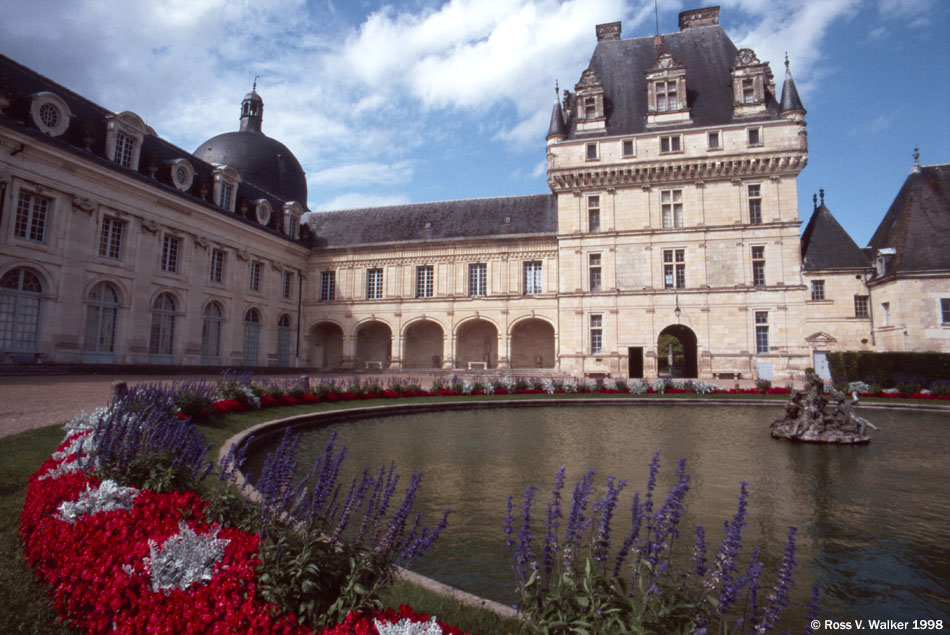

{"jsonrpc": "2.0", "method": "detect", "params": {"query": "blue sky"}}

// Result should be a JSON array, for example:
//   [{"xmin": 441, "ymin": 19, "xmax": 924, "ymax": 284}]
[{"xmin": 2, "ymin": 0, "xmax": 947, "ymax": 246}]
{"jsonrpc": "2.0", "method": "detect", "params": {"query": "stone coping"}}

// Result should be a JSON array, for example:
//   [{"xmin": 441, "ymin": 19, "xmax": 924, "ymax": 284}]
[{"xmin": 215, "ymin": 396, "xmax": 947, "ymax": 620}]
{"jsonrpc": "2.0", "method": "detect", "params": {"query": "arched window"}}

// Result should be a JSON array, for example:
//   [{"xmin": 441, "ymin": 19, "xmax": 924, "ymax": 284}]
[
  {"xmin": 243, "ymin": 308, "xmax": 261, "ymax": 366},
  {"xmin": 83, "ymin": 282, "xmax": 120, "ymax": 362},
  {"xmin": 277, "ymin": 313, "xmax": 293, "ymax": 367},
  {"xmin": 0, "ymin": 268, "xmax": 44, "ymax": 353},
  {"xmin": 201, "ymin": 301, "xmax": 224, "ymax": 364},
  {"xmin": 149, "ymin": 293, "xmax": 176, "ymax": 361}
]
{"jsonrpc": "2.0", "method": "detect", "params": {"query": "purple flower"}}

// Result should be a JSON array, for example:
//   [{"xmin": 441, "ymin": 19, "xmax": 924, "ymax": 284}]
[
  {"xmin": 709, "ymin": 481, "xmax": 749, "ymax": 614},
  {"xmin": 759, "ymin": 526, "xmax": 798, "ymax": 632}
]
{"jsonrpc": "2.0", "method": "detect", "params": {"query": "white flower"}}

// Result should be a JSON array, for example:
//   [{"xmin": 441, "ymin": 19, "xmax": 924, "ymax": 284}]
[
  {"xmin": 374, "ymin": 617, "xmax": 446, "ymax": 635},
  {"xmin": 629, "ymin": 381, "xmax": 648, "ymax": 395},
  {"xmin": 461, "ymin": 380, "xmax": 474, "ymax": 395},
  {"xmin": 144, "ymin": 521, "xmax": 230, "ymax": 592},
  {"xmin": 541, "ymin": 378, "xmax": 556, "ymax": 394},
  {"xmin": 56, "ymin": 480, "xmax": 139, "ymax": 523},
  {"xmin": 651, "ymin": 378, "xmax": 668, "ymax": 394},
  {"xmin": 847, "ymin": 381, "xmax": 870, "ymax": 393}
]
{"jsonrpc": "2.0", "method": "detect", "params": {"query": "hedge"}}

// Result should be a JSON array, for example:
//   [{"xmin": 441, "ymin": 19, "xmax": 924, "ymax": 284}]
[{"xmin": 827, "ymin": 351, "xmax": 950, "ymax": 387}]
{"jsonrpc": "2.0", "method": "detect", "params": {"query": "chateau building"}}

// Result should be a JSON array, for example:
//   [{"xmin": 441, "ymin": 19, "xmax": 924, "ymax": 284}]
[{"xmin": 1, "ymin": 6, "xmax": 947, "ymax": 382}]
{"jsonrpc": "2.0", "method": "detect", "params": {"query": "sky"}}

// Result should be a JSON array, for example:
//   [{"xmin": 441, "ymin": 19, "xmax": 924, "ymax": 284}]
[{"xmin": 1, "ymin": 0, "xmax": 948, "ymax": 247}]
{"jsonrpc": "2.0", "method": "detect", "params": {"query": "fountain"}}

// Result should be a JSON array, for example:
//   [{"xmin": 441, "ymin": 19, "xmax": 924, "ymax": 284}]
[{"xmin": 770, "ymin": 370, "xmax": 877, "ymax": 444}]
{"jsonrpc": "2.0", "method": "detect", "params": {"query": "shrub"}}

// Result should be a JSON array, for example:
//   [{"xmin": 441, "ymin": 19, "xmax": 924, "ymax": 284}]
[{"xmin": 756, "ymin": 379, "xmax": 772, "ymax": 392}]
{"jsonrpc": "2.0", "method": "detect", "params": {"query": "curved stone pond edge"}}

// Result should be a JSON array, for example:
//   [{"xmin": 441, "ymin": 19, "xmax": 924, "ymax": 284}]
[{"xmin": 217, "ymin": 397, "xmax": 949, "ymax": 621}]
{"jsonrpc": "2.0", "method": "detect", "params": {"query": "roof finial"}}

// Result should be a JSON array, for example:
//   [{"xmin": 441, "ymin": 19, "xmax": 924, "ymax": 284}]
[
  {"xmin": 785, "ymin": 52, "xmax": 790, "ymax": 72},
  {"xmin": 253, "ymin": 74, "xmax": 259, "ymax": 92},
  {"xmin": 813, "ymin": 193, "xmax": 818, "ymax": 210},
  {"xmin": 555, "ymin": 80, "xmax": 559, "ymax": 100},
  {"xmin": 912, "ymin": 146, "xmax": 921, "ymax": 173},
  {"xmin": 819, "ymin": 188, "xmax": 825, "ymax": 205}
]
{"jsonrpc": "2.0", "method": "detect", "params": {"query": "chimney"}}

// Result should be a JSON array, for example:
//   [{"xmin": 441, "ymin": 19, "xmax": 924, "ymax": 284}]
[
  {"xmin": 679, "ymin": 6, "xmax": 720, "ymax": 30},
  {"xmin": 596, "ymin": 21, "xmax": 622, "ymax": 42}
]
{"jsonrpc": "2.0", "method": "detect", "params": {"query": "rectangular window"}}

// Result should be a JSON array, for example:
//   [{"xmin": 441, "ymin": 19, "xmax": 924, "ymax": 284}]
[
  {"xmin": 854, "ymin": 295, "xmax": 869, "ymax": 318},
  {"xmin": 14, "ymin": 191, "xmax": 50, "ymax": 242},
  {"xmin": 416, "ymin": 265, "xmax": 434, "ymax": 298},
  {"xmin": 320, "ymin": 271, "xmax": 336, "ymax": 301},
  {"xmin": 660, "ymin": 135, "xmax": 681, "ymax": 153},
  {"xmin": 210, "ymin": 249, "xmax": 225, "ymax": 284},
  {"xmin": 98, "ymin": 216, "xmax": 124, "ymax": 259},
  {"xmin": 882, "ymin": 302, "xmax": 891, "ymax": 326},
  {"xmin": 586, "ymin": 143, "xmax": 598, "ymax": 160},
  {"xmin": 588, "ymin": 195, "xmax": 601, "ymax": 232},
  {"xmin": 589, "ymin": 253, "xmax": 602, "ymax": 292},
  {"xmin": 114, "ymin": 131, "xmax": 135, "ymax": 168},
  {"xmin": 249, "ymin": 261, "xmax": 263, "ymax": 292},
  {"xmin": 468, "ymin": 263, "xmax": 487, "ymax": 297},
  {"xmin": 584, "ymin": 97, "xmax": 596, "ymax": 118},
  {"xmin": 748, "ymin": 184, "xmax": 762, "ymax": 224},
  {"xmin": 161, "ymin": 235, "xmax": 180, "ymax": 273},
  {"xmin": 366, "ymin": 268, "xmax": 383, "ymax": 299},
  {"xmin": 590, "ymin": 314, "xmax": 603, "ymax": 354},
  {"xmin": 523, "ymin": 261, "xmax": 543, "ymax": 295},
  {"xmin": 755, "ymin": 311, "xmax": 769, "ymax": 354},
  {"xmin": 751, "ymin": 246, "xmax": 766, "ymax": 286},
  {"xmin": 283, "ymin": 271, "xmax": 294, "ymax": 300},
  {"xmin": 656, "ymin": 80, "xmax": 677, "ymax": 112},
  {"xmin": 748, "ymin": 127, "xmax": 761, "ymax": 146},
  {"xmin": 941, "ymin": 298, "xmax": 950, "ymax": 324},
  {"xmin": 219, "ymin": 182, "xmax": 234, "ymax": 210},
  {"xmin": 742, "ymin": 78, "xmax": 755, "ymax": 104},
  {"xmin": 661, "ymin": 189, "xmax": 683, "ymax": 228},
  {"xmin": 622, "ymin": 139, "xmax": 635, "ymax": 157},
  {"xmin": 287, "ymin": 216, "xmax": 298, "ymax": 238},
  {"xmin": 708, "ymin": 131, "xmax": 720, "ymax": 150},
  {"xmin": 811, "ymin": 280, "xmax": 825, "ymax": 301},
  {"xmin": 663, "ymin": 249, "xmax": 686, "ymax": 289}
]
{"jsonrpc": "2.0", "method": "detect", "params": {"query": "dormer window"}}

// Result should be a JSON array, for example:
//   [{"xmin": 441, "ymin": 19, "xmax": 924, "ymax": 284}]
[
  {"xmin": 166, "ymin": 158, "xmax": 194, "ymax": 192},
  {"xmin": 282, "ymin": 202, "xmax": 303, "ymax": 238},
  {"xmin": 573, "ymin": 68, "xmax": 606, "ymax": 134},
  {"xmin": 742, "ymin": 78, "xmax": 755, "ymax": 104},
  {"xmin": 254, "ymin": 199, "xmax": 272, "ymax": 226},
  {"xmin": 646, "ymin": 52, "xmax": 690, "ymax": 126},
  {"xmin": 105, "ymin": 111, "xmax": 147, "ymax": 170},
  {"xmin": 212, "ymin": 165, "xmax": 241, "ymax": 212},
  {"xmin": 29, "ymin": 92, "xmax": 73, "ymax": 137},
  {"xmin": 656, "ymin": 80, "xmax": 678, "ymax": 112},
  {"xmin": 731, "ymin": 49, "xmax": 772, "ymax": 117}
]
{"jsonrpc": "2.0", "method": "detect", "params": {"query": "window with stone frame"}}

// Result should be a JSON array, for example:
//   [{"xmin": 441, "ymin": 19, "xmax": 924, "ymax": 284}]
[
  {"xmin": 0, "ymin": 268, "xmax": 44, "ymax": 352},
  {"xmin": 811, "ymin": 280, "xmax": 825, "ymax": 301},
  {"xmin": 755, "ymin": 311, "xmax": 769, "ymax": 354},
  {"xmin": 14, "ymin": 190, "xmax": 51, "ymax": 243},
  {"xmin": 742, "ymin": 78, "xmax": 756, "ymax": 104},
  {"xmin": 663, "ymin": 249, "xmax": 686, "ymax": 289},
  {"xmin": 661, "ymin": 189, "xmax": 683, "ymax": 228},
  {"xmin": 751, "ymin": 246, "xmax": 766, "ymax": 286},
  {"xmin": 882, "ymin": 302, "xmax": 891, "ymax": 326},
  {"xmin": 243, "ymin": 308, "xmax": 260, "ymax": 366},
  {"xmin": 660, "ymin": 135, "xmax": 682, "ymax": 153},
  {"xmin": 320, "ymin": 271, "xmax": 336, "ymax": 301},
  {"xmin": 249, "ymin": 261, "xmax": 263, "ymax": 292},
  {"xmin": 748, "ymin": 184, "xmax": 762, "ymax": 224},
  {"xmin": 588, "ymin": 195, "xmax": 601, "ymax": 232},
  {"xmin": 622, "ymin": 139, "xmax": 635, "ymax": 157},
  {"xmin": 468, "ymin": 263, "xmax": 487, "ymax": 297},
  {"xmin": 210, "ymin": 249, "xmax": 225, "ymax": 284},
  {"xmin": 218, "ymin": 181, "xmax": 234, "ymax": 211},
  {"xmin": 160, "ymin": 235, "xmax": 180, "ymax": 273},
  {"xmin": 590, "ymin": 314, "xmax": 603, "ymax": 354},
  {"xmin": 748, "ymin": 127, "xmax": 762, "ymax": 146},
  {"xmin": 854, "ymin": 295, "xmax": 869, "ymax": 318},
  {"xmin": 523, "ymin": 261, "xmax": 543, "ymax": 295},
  {"xmin": 98, "ymin": 216, "xmax": 124, "ymax": 260},
  {"xmin": 586, "ymin": 143, "xmax": 598, "ymax": 160},
  {"xmin": 366, "ymin": 268, "xmax": 383, "ymax": 299},
  {"xmin": 415, "ymin": 265, "xmax": 434, "ymax": 298},
  {"xmin": 282, "ymin": 271, "xmax": 294, "ymax": 300},
  {"xmin": 113, "ymin": 131, "xmax": 135, "ymax": 169},
  {"xmin": 707, "ymin": 131, "xmax": 721, "ymax": 150},
  {"xmin": 277, "ymin": 314, "xmax": 293, "ymax": 366},
  {"xmin": 589, "ymin": 253, "xmax": 602, "ymax": 292},
  {"xmin": 941, "ymin": 298, "xmax": 950, "ymax": 324},
  {"xmin": 656, "ymin": 80, "xmax": 678, "ymax": 112}
]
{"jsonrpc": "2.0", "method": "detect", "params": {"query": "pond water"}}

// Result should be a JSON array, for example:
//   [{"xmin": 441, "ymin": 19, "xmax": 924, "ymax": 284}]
[{"xmin": 244, "ymin": 404, "xmax": 950, "ymax": 623}]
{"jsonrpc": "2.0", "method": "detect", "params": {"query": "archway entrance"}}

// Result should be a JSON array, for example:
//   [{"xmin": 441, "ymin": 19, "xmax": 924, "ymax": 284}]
[
  {"xmin": 309, "ymin": 322, "xmax": 343, "ymax": 369},
  {"xmin": 355, "ymin": 321, "xmax": 392, "ymax": 369},
  {"xmin": 404, "ymin": 320, "xmax": 444, "ymax": 368},
  {"xmin": 510, "ymin": 318, "xmax": 555, "ymax": 369},
  {"xmin": 657, "ymin": 324, "xmax": 697, "ymax": 378},
  {"xmin": 456, "ymin": 319, "xmax": 498, "ymax": 369}
]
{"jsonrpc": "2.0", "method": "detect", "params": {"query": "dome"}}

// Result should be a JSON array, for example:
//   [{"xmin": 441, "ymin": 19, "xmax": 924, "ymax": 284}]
[{"xmin": 193, "ymin": 89, "xmax": 308, "ymax": 204}]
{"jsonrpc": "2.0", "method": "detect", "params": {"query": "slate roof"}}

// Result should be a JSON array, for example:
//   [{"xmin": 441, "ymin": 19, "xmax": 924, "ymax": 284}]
[
  {"xmin": 567, "ymin": 24, "xmax": 781, "ymax": 139},
  {"xmin": 0, "ymin": 53, "xmax": 304, "ymax": 242},
  {"xmin": 800, "ymin": 203, "xmax": 870, "ymax": 271},
  {"xmin": 306, "ymin": 194, "xmax": 557, "ymax": 249},
  {"xmin": 868, "ymin": 164, "xmax": 950, "ymax": 274}
]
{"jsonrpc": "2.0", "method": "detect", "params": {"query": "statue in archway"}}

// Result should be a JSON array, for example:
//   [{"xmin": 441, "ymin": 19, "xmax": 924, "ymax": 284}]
[{"xmin": 770, "ymin": 370, "xmax": 877, "ymax": 444}]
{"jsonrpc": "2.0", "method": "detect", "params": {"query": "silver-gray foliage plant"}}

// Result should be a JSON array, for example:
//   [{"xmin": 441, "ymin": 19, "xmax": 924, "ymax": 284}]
[
  {"xmin": 56, "ymin": 479, "xmax": 139, "ymax": 523},
  {"xmin": 144, "ymin": 521, "xmax": 230, "ymax": 592}
]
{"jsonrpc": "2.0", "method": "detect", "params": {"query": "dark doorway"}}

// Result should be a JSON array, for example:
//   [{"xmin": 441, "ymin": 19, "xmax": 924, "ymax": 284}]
[
  {"xmin": 628, "ymin": 347, "xmax": 643, "ymax": 378},
  {"xmin": 657, "ymin": 325, "xmax": 698, "ymax": 378}
]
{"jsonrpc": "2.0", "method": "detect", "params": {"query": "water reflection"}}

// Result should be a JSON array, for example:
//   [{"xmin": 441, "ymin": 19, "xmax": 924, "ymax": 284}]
[{"xmin": 246, "ymin": 404, "xmax": 950, "ymax": 621}]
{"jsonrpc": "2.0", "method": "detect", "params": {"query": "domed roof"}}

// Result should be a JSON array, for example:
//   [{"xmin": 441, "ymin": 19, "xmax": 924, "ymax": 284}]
[{"xmin": 193, "ymin": 89, "xmax": 308, "ymax": 204}]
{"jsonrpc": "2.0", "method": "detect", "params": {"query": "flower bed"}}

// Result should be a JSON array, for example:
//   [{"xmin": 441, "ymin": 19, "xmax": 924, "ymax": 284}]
[{"xmin": 22, "ymin": 425, "xmax": 466, "ymax": 634}]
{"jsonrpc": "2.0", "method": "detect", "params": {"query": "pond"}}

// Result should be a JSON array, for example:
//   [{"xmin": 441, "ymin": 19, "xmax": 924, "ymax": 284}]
[{"xmin": 244, "ymin": 403, "xmax": 950, "ymax": 622}]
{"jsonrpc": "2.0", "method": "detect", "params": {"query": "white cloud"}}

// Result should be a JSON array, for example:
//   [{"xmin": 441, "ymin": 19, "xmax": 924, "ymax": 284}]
[
  {"xmin": 313, "ymin": 193, "xmax": 414, "ymax": 211},
  {"xmin": 309, "ymin": 161, "xmax": 414, "ymax": 187}
]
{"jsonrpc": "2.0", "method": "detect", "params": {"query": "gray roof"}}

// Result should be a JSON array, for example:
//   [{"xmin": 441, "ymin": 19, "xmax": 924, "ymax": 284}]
[
  {"xmin": 800, "ymin": 203, "xmax": 870, "ymax": 271},
  {"xmin": 547, "ymin": 100, "xmax": 567, "ymax": 139},
  {"xmin": 868, "ymin": 164, "xmax": 950, "ymax": 273},
  {"xmin": 780, "ymin": 70, "xmax": 805, "ymax": 114},
  {"xmin": 307, "ymin": 194, "xmax": 557, "ymax": 249},
  {"xmin": 569, "ymin": 24, "xmax": 781, "ymax": 139}
]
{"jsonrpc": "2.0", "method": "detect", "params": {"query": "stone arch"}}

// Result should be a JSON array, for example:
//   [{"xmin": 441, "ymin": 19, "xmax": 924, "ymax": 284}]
[
  {"xmin": 509, "ymin": 317, "xmax": 556, "ymax": 369},
  {"xmin": 309, "ymin": 321, "xmax": 343, "ymax": 369},
  {"xmin": 403, "ymin": 319, "xmax": 444, "ymax": 368},
  {"xmin": 455, "ymin": 318, "xmax": 498, "ymax": 369},
  {"xmin": 657, "ymin": 324, "xmax": 698, "ymax": 378},
  {"xmin": 355, "ymin": 320, "xmax": 392, "ymax": 369}
]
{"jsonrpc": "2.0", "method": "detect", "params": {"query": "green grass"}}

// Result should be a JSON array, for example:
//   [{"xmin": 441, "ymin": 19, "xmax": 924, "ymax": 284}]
[{"xmin": 379, "ymin": 578, "xmax": 525, "ymax": 634}]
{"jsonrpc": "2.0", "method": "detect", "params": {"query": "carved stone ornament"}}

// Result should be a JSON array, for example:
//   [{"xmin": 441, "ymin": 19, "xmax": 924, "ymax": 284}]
[
  {"xmin": 270, "ymin": 260, "xmax": 283, "ymax": 272},
  {"xmin": 575, "ymin": 68, "xmax": 603, "ymax": 91},
  {"xmin": 194, "ymin": 236, "xmax": 210, "ymax": 249},
  {"xmin": 734, "ymin": 49, "xmax": 761, "ymax": 68},
  {"xmin": 236, "ymin": 250, "xmax": 250, "ymax": 262},
  {"xmin": 142, "ymin": 219, "xmax": 159, "ymax": 234},
  {"xmin": 71, "ymin": 197, "xmax": 96, "ymax": 214},
  {"xmin": 655, "ymin": 53, "xmax": 676, "ymax": 70}
]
